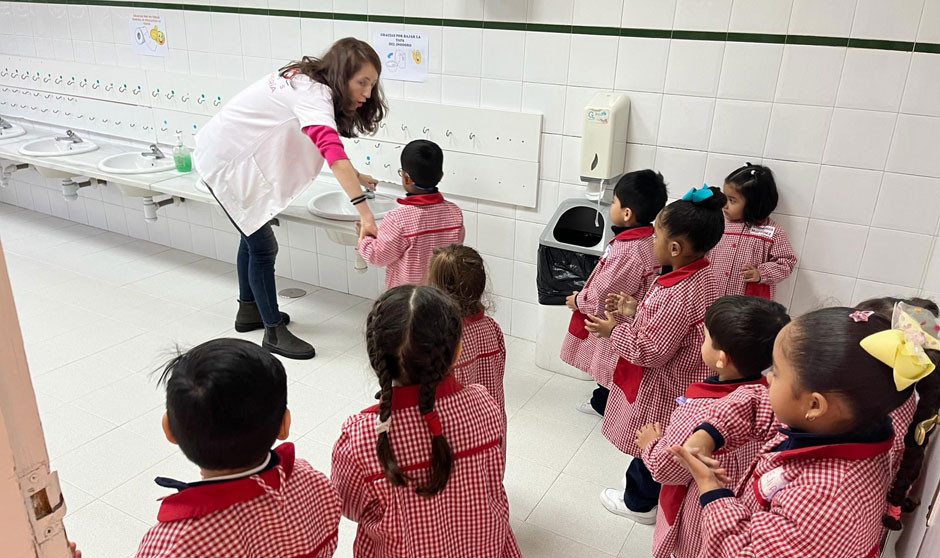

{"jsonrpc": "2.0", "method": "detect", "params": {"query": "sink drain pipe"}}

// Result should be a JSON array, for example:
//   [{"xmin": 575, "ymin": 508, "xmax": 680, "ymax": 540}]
[
  {"xmin": 0, "ymin": 162, "xmax": 29, "ymax": 188},
  {"xmin": 62, "ymin": 177, "xmax": 105, "ymax": 201},
  {"xmin": 142, "ymin": 195, "xmax": 183, "ymax": 222}
]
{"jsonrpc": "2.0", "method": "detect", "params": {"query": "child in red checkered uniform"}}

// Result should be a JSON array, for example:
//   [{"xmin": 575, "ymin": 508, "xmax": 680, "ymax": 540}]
[
  {"xmin": 331, "ymin": 285, "xmax": 520, "ymax": 558},
  {"xmin": 135, "ymin": 338, "xmax": 341, "ymax": 558},
  {"xmin": 708, "ymin": 163, "xmax": 796, "ymax": 300},
  {"xmin": 637, "ymin": 295, "xmax": 790, "ymax": 558},
  {"xmin": 673, "ymin": 303, "xmax": 940, "ymax": 557},
  {"xmin": 585, "ymin": 185, "xmax": 725, "ymax": 524},
  {"xmin": 358, "ymin": 140, "xmax": 464, "ymax": 288},
  {"xmin": 558, "ymin": 170, "xmax": 667, "ymax": 417}
]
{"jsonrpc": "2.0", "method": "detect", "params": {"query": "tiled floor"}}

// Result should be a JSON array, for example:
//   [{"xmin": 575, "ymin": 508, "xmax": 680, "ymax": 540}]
[{"xmin": 1, "ymin": 202, "xmax": 653, "ymax": 558}]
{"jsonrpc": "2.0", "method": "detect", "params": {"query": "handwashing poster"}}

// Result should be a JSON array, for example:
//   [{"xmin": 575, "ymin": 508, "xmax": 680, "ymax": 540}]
[
  {"xmin": 372, "ymin": 31, "xmax": 428, "ymax": 82},
  {"xmin": 129, "ymin": 13, "xmax": 169, "ymax": 57}
]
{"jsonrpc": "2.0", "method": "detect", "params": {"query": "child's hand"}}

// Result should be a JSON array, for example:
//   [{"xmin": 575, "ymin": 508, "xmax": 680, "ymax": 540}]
[
  {"xmin": 635, "ymin": 422, "xmax": 662, "ymax": 451},
  {"xmin": 358, "ymin": 217, "xmax": 378, "ymax": 240},
  {"xmin": 742, "ymin": 265, "xmax": 761, "ymax": 283},
  {"xmin": 682, "ymin": 429, "xmax": 717, "ymax": 459},
  {"xmin": 565, "ymin": 291, "xmax": 579, "ymax": 311},
  {"xmin": 606, "ymin": 292, "xmax": 638, "ymax": 317},
  {"xmin": 69, "ymin": 542, "xmax": 82, "ymax": 558},
  {"xmin": 667, "ymin": 445, "xmax": 730, "ymax": 494},
  {"xmin": 584, "ymin": 312, "xmax": 617, "ymax": 338},
  {"xmin": 358, "ymin": 172, "xmax": 379, "ymax": 190}
]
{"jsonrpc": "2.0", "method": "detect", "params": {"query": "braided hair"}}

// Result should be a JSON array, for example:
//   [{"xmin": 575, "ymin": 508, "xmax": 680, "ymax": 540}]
[{"xmin": 366, "ymin": 285, "xmax": 462, "ymax": 496}]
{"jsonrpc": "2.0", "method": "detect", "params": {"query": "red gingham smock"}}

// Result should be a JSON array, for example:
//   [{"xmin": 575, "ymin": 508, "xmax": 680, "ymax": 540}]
[
  {"xmin": 330, "ymin": 375, "xmax": 520, "ymax": 558},
  {"xmin": 707, "ymin": 218, "xmax": 796, "ymax": 299},
  {"xmin": 601, "ymin": 258, "xmax": 719, "ymax": 457},
  {"xmin": 559, "ymin": 226, "xmax": 659, "ymax": 385},
  {"xmin": 358, "ymin": 193, "xmax": 464, "ymax": 289},
  {"xmin": 453, "ymin": 311, "xmax": 507, "ymax": 415},
  {"xmin": 135, "ymin": 443, "xmax": 341, "ymax": 558},
  {"xmin": 641, "ymin": 377, "xmax": 766, "ymax": 558},
  {"xmin": 697, "ymin": 384, "xmax": 895, "ymax": 558}
]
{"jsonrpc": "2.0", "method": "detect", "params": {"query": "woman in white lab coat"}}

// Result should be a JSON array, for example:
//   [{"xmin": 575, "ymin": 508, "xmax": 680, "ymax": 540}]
[{"xmin": 194, "ymin": 38, "xmax": 386, "ymax": 360}]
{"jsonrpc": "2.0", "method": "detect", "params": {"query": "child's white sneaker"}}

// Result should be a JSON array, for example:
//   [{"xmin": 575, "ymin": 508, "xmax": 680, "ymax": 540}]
[
  {"xmin": 576, "ymin": 400, "xmax": 602, "ymax": 417},
  {"xmin": 599, "ymin": 489, "xmax": 657, "ymax": 525}
]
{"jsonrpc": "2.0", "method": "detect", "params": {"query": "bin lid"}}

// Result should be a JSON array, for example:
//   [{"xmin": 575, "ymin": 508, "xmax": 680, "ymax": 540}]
[{"xmin": 538, "ymin": 197, "xmax": 614, "ymax": 257}]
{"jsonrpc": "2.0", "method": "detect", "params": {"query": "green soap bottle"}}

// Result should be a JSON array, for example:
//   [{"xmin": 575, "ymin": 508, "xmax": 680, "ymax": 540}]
[{"xmin": 173, "ymin": 133, "xmax": 192, "ymax": 173}]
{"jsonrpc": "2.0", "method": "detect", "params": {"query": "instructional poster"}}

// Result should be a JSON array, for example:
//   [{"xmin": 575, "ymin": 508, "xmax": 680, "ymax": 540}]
[
  {"xmin": 372, "ymin": 31, "xmax": 428, "ymax": 82},
  {"xmin": 129, "ymin": 13, "xmax": 168, "ymax": 57}
]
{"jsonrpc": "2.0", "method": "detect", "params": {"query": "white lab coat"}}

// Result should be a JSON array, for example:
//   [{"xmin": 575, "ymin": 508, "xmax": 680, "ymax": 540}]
[{"xmin": 194, "ymin": 72, "xmax": 338, "ymax": 236}]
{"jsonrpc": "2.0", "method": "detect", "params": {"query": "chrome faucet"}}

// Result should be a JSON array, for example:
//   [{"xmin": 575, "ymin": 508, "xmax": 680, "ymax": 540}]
[
  {"xmin": 55, "ymin": 129, "xmax": 82, "ymax": 143},
  {"xmin": 0, "ymin": 117, "xmax": 11, "ymax": 130},
  {"xmin": 141, "ymin": 144, "xmax": 166, "ymax": 159}
]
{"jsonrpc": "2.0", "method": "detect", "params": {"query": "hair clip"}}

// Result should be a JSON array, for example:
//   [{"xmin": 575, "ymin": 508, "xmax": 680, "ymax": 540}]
[
  {"xmin": 851, "ymin": 310, "xmax": 875, "ymax": 322},
  {"xmin": 914, "ymin": 414, "xmax": 940, "ymax": 446},
  {"xmin": 375, "ymin": 415, "xmax": 391, "ymax": 435},
  {"xmin": 422, "ymin": 410, "xmax": 443, "ymax": 437}
]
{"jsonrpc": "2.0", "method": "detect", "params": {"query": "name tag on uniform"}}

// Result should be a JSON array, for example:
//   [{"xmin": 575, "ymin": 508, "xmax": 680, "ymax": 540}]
[
  {"xmin": 758, "ymin": 466, "xmax": 788, "ymax": 501},
  {"xmin": 750, "ymin": 225, "xmax": 776, "ymax": 240}
]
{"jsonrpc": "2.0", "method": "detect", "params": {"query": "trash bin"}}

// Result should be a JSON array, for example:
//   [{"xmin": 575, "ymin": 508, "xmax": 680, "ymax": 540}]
[{"xmin": 535, "ymin": 198, "xmax": 614, "ymax": 379}]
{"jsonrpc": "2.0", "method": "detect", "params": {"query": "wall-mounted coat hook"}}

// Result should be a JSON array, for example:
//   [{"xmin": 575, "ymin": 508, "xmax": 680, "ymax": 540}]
[{"xmin": 105, "ymin": 84, "xmax": 113, "ymax": 91}]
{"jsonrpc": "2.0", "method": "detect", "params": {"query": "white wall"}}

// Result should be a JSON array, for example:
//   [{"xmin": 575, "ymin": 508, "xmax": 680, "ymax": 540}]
[{"xmin": 3, "ymin": 0, "xmax": 940, "ymax": 341}]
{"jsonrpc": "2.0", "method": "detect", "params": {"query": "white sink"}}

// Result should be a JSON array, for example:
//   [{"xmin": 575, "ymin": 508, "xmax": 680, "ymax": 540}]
[
  {"xmin": 307, "ymin": 190, "xmax": 398, "ymax": 221},
  {"xmin": 98, "ymin": 151, "xmax": 175, "ymax": 175},
  {"xmin": 19, "ymin": 137, "xmax": 98, "ymax": 157},
  {"xmin": 0, "ymin": 124, "xmax": 26, "ymax": 142}
]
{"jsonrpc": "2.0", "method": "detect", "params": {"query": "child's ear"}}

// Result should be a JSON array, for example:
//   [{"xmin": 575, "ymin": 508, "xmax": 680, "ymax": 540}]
[
  {"xmin": 806, "ymin": 392, "xmax": 829, "ymax": 422},
  {"xmin": 277, "ymin": 408, "xmax": 292, "ymax": 440},
  {"xmin": 622, "ymin": 207, "xmax": 634, "ymax": 222},
  {"xmin": 402, "ymin": 172, "xmax": 414, "ymax": 187},
  {"xmin": 715, "ymin": 350, "xmax": 728, "ymax": 369},
  {"xmin": 669, "ymin": 239, "xmax": 683, "ymax": 257},
  {"xmin": 162, "ymin": 413, "xmax": 178, "ymax": 446}
]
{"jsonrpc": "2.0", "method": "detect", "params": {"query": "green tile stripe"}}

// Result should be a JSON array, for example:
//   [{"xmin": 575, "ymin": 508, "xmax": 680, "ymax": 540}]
[{"xmin": 5, "ymin": 0, "xmax": 940, "ymax": 55}]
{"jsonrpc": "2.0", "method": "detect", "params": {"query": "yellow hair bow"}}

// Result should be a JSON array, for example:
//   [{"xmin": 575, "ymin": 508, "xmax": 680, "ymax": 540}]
[{"xmin": 860, "ymin": 302, "xmax": 940, "ymax": 391}]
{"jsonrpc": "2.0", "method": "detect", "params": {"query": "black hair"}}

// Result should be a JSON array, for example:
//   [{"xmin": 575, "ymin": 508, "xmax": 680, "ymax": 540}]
[
  {"xmin": 367, "ymin": 285, "xmax": 461, "ymax": 496},
  {"xmin": 613, "ymin": 169, "xmax": 669, "ymax": 224},
  {"xmin": 157, "ymin": 338, "xmax": 287, "ymax": 470},
  {"xmin": 856, "ymin": 296, "xmax": 940, "ymax": 319},
  {"xmin": 705, "ymin": 295, "xmax": 790, "ymax": 376},
  {"xmin": 658, "ymin": 186, "xmax": 727, "ymax": 253},
  {"xmin": 725, "ymin": 163, "xmax": 778, "ymax": 224},
  {"xmin": 401, "ymin": 139, "xmax": 444, "ymax": 189}
]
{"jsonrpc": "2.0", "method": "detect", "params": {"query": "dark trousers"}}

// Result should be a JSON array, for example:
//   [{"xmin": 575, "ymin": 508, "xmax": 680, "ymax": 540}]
[
  {"xmin": 590, "ymin": 384, "xmax": 609, "ymax": 415},
  {"xmin": 624, "ymin": 457, "xmax": 661, "ymax": 512}
]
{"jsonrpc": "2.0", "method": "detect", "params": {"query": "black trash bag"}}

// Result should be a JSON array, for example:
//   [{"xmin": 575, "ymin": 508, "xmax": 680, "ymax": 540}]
[{"xmin": 536, "ymin": 245, "xmax": 599, "ymax": 305}]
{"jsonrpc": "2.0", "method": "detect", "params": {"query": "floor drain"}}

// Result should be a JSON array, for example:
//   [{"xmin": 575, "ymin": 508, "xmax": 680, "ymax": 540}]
[{"xmin": 278, "ymin": 288, "xmax": 307, "ymax": 299}]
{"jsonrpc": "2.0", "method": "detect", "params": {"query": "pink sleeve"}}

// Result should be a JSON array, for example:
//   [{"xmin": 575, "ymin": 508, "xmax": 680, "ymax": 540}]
[
  {"xmin": 757, "ymin": 226, "xmax": 797, "ymax": 286},
  {"xmin": 303, "ymin": 125, "xmax": 348, "ymax": 166},
  {"xmin": 702, "ymin": 385, "xmax": 778, "ymax": 451}
]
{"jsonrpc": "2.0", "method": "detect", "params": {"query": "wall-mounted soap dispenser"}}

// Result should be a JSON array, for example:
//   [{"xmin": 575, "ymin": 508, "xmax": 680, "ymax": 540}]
[{"xmin": 579, "ymin": 91, "xmax": 630, "ymax": 201}]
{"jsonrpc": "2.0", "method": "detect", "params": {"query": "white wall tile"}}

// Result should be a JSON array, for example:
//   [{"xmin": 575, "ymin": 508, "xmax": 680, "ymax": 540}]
[
  {"xmin": 573, "ymin": 0, "xmax": 624, "ymax": 26},
  {"xmin": 477, "ymin": 214, "xmax": 517, "ymax": 258},
  {"xmin": 728, "ymin": 0, "xmax": 792, "ymax": 34},
  {"xmin": 775, "ymin": 269, "xmax": 798, "ymax": 310},
  {"xmin": 406, "ymin": 0, "xmax": 444, "ymax": 18},
  {"xmin": 491, "ymin": 295, "xmax": 512, "ymax": 333},
  {"xmin": 764, "ymin": 104, "xmax": 833, "ymax": 164},
  {"xmin": 717, "ymin": 42, "xmax": 784, "ymax": 102},
  {"xmin": 614, "ymin": 37, "xmax": 669, "ymax": 93},
  {"xmin": 654, "ymin": 147, "xmax": 707, "ymax": 191},
  {"xmin": 811, "ymin": 166, "xmax": 882, "ymax": 225},
  {"xmin": 514, "ymin": 220, "xmax": 543, "ymax": 264},
  {"xmin": 332, "ymin": 20, "xmax": 369, "ymax": 42},
  {"xmin": 523, "ymin": 32, "xmax": 571, "ymax": 86},
  {"xmin": 442, "ymin": 28, "xmax": 483, "ymax": 77},
  {"xmin": 240, "ymin": 15, "xmax": 271, "ymax": 58},
  {"xmin": 871, "ymin": 174, "xmax": 940, "ymax": 235},
  {"xmin": 538, "ymin": 133, "xmax": 562, "ymax": 181},
  {"xmin": 836, "ymin": 49, "xmax": 911, "ymax": 112},
  {"xmin": 480, "ymin": 79, "xmax": 522, "ymax": 111},
  {"xmin": 770, "ymin": 213, "xmax": 809, "ymax": 260},
  {"xmin": 404, "ymin": 74, "xmax": 442, "ymax": 103},
  {"xmin": 625, "ymin": 143, "xmax": 659, "ymax": 173},
  {"xmin": 822, "ymin": 109, "xmax": 897, "ymax": 170},
  {"xmin": 441, "ymin": 75, "xmax": 481, "ymax": 108},
  {"xmin": 210, "ymin": 13, "xmax": 241, "ymax": 55},
  {"xmin": 664, "ymin": 40, "xmax": 724, "ymax": 97},
  {"xmin": 517, "ymin": 180, "xmax": 561, "ymax": 225},
  {"xmin": 920, "ymin": 0, "xmax": 940, "ymax": 42},
  {"xmin": 858, "ymin": 228, "xmax": 931, "ymax": 288},
  {"xmin": 924, "ymin": 241, "xmax": 940, "ymax": 292},
  {"xmin": 184, "ymin": 12, "xmax": 213, "ymax": 53},
  {"xmin": 190, "ymin": 224, "xmax": 216, "ymax": 259},
  {"xmin": 317, "ymin": 254, "xmax": 348, "ymax": 293},
  {"xmin": 463, "ymin": 211, "xmax": 479, "ymax": 247},
  {"xmin": 567, "ymin": 35, "xmax": 618, "ymax": 89},
  {"xmin": 788, "ymin": 0, "xmax": 857, "ymax": 37},
  {"xmin": 658, "ymin": 95, "xmax": 715, "ymax": 150},
  {"xmin": 444, "ymin": 0, "xmax": 485, "ymax": 19},
  {"xmin": 621, "ymin": 0, "xmax": 677, "ymax": 29},
  {"xmin": 563, "ymin": 86, "xmax": 603, "ymax": 136},
  {"xmin": 901, "ymin": 54, "xmax": 940, "ymax": 117},
  {"xmin": 800, "ymin": 219, "xmax": 868, "ymax": 276},
  {"xmin": 886, "ymin": 115, "xmax": 940, "ymax": 178},
  {"xmin": 775, "ymin": 45, "xmax": 846, "ymax": 106},
  {"xmin": 709, "ymin": 100, "xmax": 772, "ymax": 157},
  {"xmin": 622, "ymin": 91, "xmax": 662, "ymax": 145},
  {"xmin": 527, "ymin": 0, "xmax": 574, "ymax": 24},
  {"xmin": 269, "ymin": 17, "xmax": 301, "ymax": 62},
  {"xmin": 851, "ymin": 0, "xmax": 924, "ymax": 42},
  {"xmin": 300, "ymin": 19, "xmax": 334, "ymax": 59},
  {"xmin": 673, "ymin": 0, "xmax": 732, "ymax": 32},
  {"xmin": 512, "ymin": 261, "xmax": 538, "ymax": 303},
  {"xmin": 484, "ymin": 254, "xmax": 514, "ymax": 298},
  {"xmin": 481, "ymin": 29, "xmax": 525, "ymax": 81},
  {"xmin": 851, "ymin": 279, "xmax": 919, "ymax": 306},
  {"xmin": 789, "ymin": 269, "xmax": 857, "ymax": 316},
  {"xmin": 315, "ymin": 228, "xmax": 346, "ymax": 259},
  {"xmin": 511, "ymin": 300, "xmax": 538, "ymax": 341},
  {"xmin": 559, "ymin": 135, "xmax": 582, "ymax": 185},
  {"xmin": 484, "ymin": 0, "xmax": 528, "ymax": 21},
  {"xmin": 522, "ymin": 82, "xmax": 567, "ymax": 135},
  {"xmin": 704, "ymin": 152, "xmax": 752, "ymax": 190},
  {"xmin": 347, "ymin": 265, "xmax": 380, "ymax": 300},
  {"xmin": 104, "ymin": 203, "xmax": 128, "ymax": 237}
]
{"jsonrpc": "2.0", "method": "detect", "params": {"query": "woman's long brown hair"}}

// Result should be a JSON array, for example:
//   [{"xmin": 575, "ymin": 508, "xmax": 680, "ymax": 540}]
[{"xmin": 279, "ymin": 37, "xmax": 387, "ymax": 138}]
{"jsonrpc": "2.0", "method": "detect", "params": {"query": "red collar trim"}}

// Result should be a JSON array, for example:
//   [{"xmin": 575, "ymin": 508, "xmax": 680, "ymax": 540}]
[
  {"xmin": 656, "ymin": 258, "xmax": 710, "ymax": 287},
  {"xmin": 362, "ymin": 375, "xmax": 464, "ymax": 413},
  {"xmin": 775, "ymin": 438, "xmax": 893, "ymax": 461},
  {"xmin": 613, "ymin": 225, "xmax": 654, "ymax": 242},
  {"xmin": 685, "ymin": 376, "xmax": 767, "ymax": 399},
  {"xmin": 156, "ymin": 443, "xmax": 296, "ymax": 522},
  {"xmin": 397, "ymin": 193, "xmax": 444, "ymax": 206},
  {"xmin": 464, "ymin": 311, "xmax": 486, "ymax": 324}
]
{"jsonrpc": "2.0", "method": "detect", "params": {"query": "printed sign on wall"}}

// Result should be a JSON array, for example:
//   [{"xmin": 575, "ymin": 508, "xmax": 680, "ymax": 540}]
[
  {"xmin": 129, "ymin": 13, "xmax": 168, "ymax": 57},
  {"xmin": 372, "ymin": 31, "xmax": 428, "ymax": 82}
]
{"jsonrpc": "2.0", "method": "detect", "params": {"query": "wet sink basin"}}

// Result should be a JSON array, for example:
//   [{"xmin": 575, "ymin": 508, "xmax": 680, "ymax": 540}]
[{"xmin": 306, "ymin": 190, "xmax": 398, "ymax": 221}]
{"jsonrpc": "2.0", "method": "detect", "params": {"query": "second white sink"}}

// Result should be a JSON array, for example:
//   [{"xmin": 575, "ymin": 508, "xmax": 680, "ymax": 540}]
[
  {"xmin": 19, "ymin": 137, "xmax": 98, "ymax": 157},
  {"xmin": 98, "ymin": 152, "xmax": 176, "ymax": 175},
  {"xmin": 0, "ymin": 124, "xmax": 26, "ymax": 142}
]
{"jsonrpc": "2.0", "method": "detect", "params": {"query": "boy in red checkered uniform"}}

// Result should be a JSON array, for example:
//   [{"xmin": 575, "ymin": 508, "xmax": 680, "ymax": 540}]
[
  {"xmin": 636, "ymin": 295, "xmax": 789, "ymax": 558},
  {"xmin": 358, "ymin": 140, "xmax": 464, "ymax": 288},
  {"xmin": 585, "ymin": 185, "xmax": 726, "ymax": 524},
  {"xmin": 673, "ymin": 303, "xmax": 940, "ymax": 557},
  {"xmin": 558, "ymin": 170, "xmax": 667, "ymax": 417},
  {"xmin": 135, "ymin": 338, "xmax": 341, "ymax": 558},
  {"xmin": 331, "ymin": 285, "xmax": 520, "ymax": 558}
]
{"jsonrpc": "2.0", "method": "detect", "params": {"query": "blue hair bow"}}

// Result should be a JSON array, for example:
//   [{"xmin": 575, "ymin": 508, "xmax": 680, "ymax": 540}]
[{"xmin": 681, "ymin": 184, "xmax": 714, "ymax": 203}]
